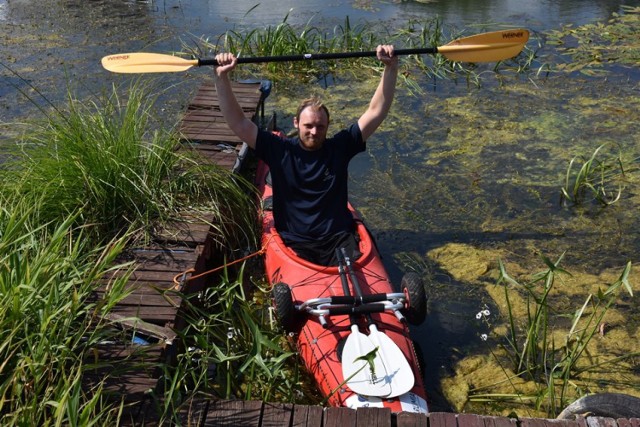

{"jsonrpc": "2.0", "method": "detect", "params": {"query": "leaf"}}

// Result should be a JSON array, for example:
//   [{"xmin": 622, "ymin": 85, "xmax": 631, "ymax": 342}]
[{"xmin": 354, "ymin": 346, "xmax": 380, "ymax": 377}]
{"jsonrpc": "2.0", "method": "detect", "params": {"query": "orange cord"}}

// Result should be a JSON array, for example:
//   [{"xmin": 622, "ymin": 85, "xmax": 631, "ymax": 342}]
[{"xmin": 172, "ymin": 241, "xmax": 269, "ymax": 290}]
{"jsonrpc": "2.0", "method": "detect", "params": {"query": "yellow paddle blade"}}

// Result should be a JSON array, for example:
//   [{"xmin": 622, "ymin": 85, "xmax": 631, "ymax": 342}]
[
  {"xmin": 101, "ymin": 53, "xmax": 198, "ymax": 73},
  {"xmin": 438, "ymin": 28, "xmax": 529, "ymax": 62}
]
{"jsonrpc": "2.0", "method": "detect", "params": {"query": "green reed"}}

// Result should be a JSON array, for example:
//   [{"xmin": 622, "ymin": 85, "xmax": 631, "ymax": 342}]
[
  {"xmin": 471, "ymin": 256, "xmax": 636, "ymax": 417},
  {"xmin": 155, "ymin": 265, "xmax": 314, "ymax": 424},
  {"xmin": 193, "ymin": 16, "xmax": 530, "ymax": 88},
  {"xmin": 0, "ymin": 80, "xmax": 271, "ymax": 423},
  {"xmin": 0, "ymin": 82, "xmax": 257, "ymax": 247},
  {"xmin": 0, "ymin": 196, "xmax": 133, "ymax": 425},
  {"xmin": 560, "ymin": 142, "xmax": 625, "ymax": 207}
]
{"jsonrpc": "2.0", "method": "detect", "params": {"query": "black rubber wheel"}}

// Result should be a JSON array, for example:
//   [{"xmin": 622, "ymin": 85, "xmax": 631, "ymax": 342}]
[
  {"xmin": 400, "ymin": 272, "xmax": 427, "ymax": 325},
  {"xmin": 557, "ymin": 393, "xmax": 640, "ymax": 419},
  {"xmin": 272, "ymin": 282, "xmax": 300, "ymax": 333}
]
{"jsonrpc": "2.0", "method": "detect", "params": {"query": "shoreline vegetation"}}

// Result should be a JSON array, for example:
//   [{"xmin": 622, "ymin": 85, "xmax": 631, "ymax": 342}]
[{"xmin": 0, "ymin": 9, "xmax": 638, "ymax": 424}]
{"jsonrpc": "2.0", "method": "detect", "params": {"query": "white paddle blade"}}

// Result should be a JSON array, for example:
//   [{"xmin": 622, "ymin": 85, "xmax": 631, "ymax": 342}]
[
  {"xmin": 342, "ymin": 325, "xmax": 392, "ymax": 397},
  {"xmin": 368, "ymin": 324, "xmax": 415, "ymax": 398}
]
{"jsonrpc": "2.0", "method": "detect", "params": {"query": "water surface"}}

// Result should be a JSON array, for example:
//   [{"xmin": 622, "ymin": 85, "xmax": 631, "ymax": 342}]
[{"xmin": 1, "ymin": 0, "xmax": 638, "ymax": 416}]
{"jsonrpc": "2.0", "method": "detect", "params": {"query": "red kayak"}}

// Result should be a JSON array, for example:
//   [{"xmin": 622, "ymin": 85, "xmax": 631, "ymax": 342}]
[{"xmin": 256, "ymin": 159, "xmax": 429, "ymax": 413}]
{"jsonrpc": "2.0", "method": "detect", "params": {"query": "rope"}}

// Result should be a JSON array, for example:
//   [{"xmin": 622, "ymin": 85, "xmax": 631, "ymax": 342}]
[{"xmin": 172, "ymin": 238, "xmax": 272, "ymax": 290}]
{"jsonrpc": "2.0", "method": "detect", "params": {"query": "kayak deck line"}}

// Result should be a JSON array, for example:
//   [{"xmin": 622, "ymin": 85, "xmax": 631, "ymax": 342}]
[{"xmin": 83, "ymin": 81, "xmax": 266, "ymax": 422}]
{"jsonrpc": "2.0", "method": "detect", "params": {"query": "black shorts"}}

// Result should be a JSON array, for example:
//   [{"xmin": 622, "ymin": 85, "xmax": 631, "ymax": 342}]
[{"xmin": 283, "ymin": 231, "xmax": 362, "ymax": 267}]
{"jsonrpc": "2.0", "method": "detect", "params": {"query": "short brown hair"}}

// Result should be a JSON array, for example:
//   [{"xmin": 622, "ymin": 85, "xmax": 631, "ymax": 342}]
[{"xmin": 295, "ymin": 97, "xmax": 330, "ymax": 123}]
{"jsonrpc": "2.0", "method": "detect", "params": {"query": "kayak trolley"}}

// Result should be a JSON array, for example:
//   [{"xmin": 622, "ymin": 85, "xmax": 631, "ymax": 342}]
[{"xmin": 297, "ymin": 293, "xmax": 407, "ymax": 328}]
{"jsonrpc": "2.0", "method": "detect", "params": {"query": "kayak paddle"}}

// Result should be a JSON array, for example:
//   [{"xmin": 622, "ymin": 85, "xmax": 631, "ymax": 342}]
[
  {"xmin": 337, "ymin": 251, "xmax": 392, "ymax": 397},
  {"xmin": 339, "ymin": 248, "xmax": 415, "ymax": 398},
  {"xmin": 101, "ymin": 28, "xmax": 529, "ymax": 73}
]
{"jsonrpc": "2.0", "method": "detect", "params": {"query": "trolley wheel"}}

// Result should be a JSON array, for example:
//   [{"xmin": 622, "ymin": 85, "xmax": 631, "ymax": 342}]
[
  {"xmin": 557, "ymin": 393, "xmax": 640, "ymax": 419},
  {"xmin": 272, "ymin": 282, "xmax": 300, "ymax": 333},
  {"xmin": 400, "ymin": 272, "xmax": 427, "ymax": 325}
]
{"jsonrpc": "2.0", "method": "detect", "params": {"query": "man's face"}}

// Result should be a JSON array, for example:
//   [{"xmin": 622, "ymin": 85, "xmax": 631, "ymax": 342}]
[{"xmin": 294, "ymin": 107, "xmax": 329, "ymax": 151}]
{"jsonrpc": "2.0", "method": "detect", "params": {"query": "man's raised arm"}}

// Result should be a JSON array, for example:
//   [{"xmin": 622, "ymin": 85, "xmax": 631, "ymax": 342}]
[
  {"xmin": 357, "ymin": 45, "xmax": 399, "ymax": 141},
  {"xmin": 213, "ymin": 53, "xmax": 259, "ymax": 149}
]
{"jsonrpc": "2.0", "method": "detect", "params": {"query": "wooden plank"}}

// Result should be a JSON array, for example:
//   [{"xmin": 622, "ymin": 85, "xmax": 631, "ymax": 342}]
[
  {"xmin": 521, "ymin": 418, "xmax": 550, "ymax": 427},
  {"xmin": 104, "ymin": 247, "xmax": 200, "ymax": 275},
  {"xmin": 196, "ymin": 152, "xmax": 238, "ymax": 168},
  {"xmin": 396, "ymin": 411, "xmax": 428, "ymax": 427},
  {"xmin": 482, "ymin": 415, "xmax": 520, "ymax": 427},
  {"xmin": 181, "ymin": 111, "xmax": 232, "ymax": 120},
  {"xmin": 150, "ymin": 221, "xmax": 213, "ymax": 246},
  {"xmin": 182, "ymin": 133, "xmax": 244, "ymax": 144},
  {"xmin": 197, "ymin": 82, "xmax": 262, "ymax": 94},
  {"xmin": 575, "ymin": 415, "xmax": 589, "ymax": 427},
  {"xmin": 324, "ymin": 406, "xmax": 357, "ymax": 427},
  {"xmin": 356, "ymin": 407, "xmax": 391, "ymax": 427},
  {"xmin": 261, "ymin": 402, "xmax": 293, "ymax": 427},
  {"xmin": 177, "ymin": 397, "xmax": 208, "ymax": 427},
  {"xmin": 83, "ymin": 344, "xmax": 163, "ymax": 402},
  {"xmin": 104, "ymin": 313, "xmax": 177, "ymax": 343},
  {"xmin": 98, "ymin": 282, "xmax": 182, "ymax": 298},
  {"xmin": 129, "ymin": 247, "xmax": 200, "ymax": 266},
  {"xmin": 586, "ymin": 417, "xmax": 618, "ymax": 427},
  {"xmin": 203, "ymin": 400, "xmax": 263, "ymax": 427},
  {"xmin": 182, "ymin": 109, "xmax": 255, "ymax": 120},
  {"xmin": 431, "ymin": 412, "xmax": 459, "ymax": 427},
  {"xmin": 190, "ymin": 89, "xmax": 261, "ymax": 100},
  {"xmin": 458, "ymin": 413, "xmax": 486, "ymax": 427},
  {"xmin": 292, "ymin": 404, "xmax": 324, "ymax": 427},
  {"xmin": 109, "ymin": 305, "xmax": 180, "ymax": 322},
  {"xmin": 181, "ymin": 124, "xmax": 241, "ymax": 135},
  {"xmin": 181, "ymin": 128, "xmax": 243, "ymax": 139},
  {"xmin": 116, "ymin": 269, "xmax": 187, "ymax": 282},
  {"xmin": 190, "ymin": 98, "xmax": 261, "ymax": 110}
]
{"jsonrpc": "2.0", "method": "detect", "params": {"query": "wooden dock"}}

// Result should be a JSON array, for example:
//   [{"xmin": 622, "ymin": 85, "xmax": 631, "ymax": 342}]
[
  {"xmin": 85, "ymin": 81, "xmax": 640, "ymax": 427},
  {"xmin": 175, "ymin": 398, "xmax": 639, "ymax": 427},
  {"xmin": 84, "ymin": 80, "xmax": 267, "ymax": 423}
]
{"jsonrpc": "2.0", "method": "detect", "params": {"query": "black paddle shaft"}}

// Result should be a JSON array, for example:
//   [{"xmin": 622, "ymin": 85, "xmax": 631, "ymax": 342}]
[
  {"xmin": 340, "ymin": 248, "xmax": 379, "ymax": 327},
  {"xmin": 198, "ymin": 47, "xmax": 438, "ymax": 66}
]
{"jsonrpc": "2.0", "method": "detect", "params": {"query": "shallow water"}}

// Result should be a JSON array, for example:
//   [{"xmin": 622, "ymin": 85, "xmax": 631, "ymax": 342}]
[{"xmin": 1, "ymin": 0, "xmax": 638, "ymax": 416}]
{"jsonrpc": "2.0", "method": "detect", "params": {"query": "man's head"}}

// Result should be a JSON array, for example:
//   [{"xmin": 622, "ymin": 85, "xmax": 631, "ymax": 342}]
[{"xmin": 294, "ymin": 97, "xmax": 330, "ymax": 151}]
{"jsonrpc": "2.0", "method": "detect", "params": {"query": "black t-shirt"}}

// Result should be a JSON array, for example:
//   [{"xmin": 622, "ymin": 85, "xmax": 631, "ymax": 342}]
[{"xmin": 254, "ymin": 124, "xmax": 365, "ymax": 242}]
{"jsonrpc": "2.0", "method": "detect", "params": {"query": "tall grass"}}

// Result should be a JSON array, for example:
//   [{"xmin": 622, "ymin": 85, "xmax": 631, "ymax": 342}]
[
  {"xmin": 0, "ymin": 82, "xmax": 257, "ymax": 248},
  {"xmin": 0, "ymin": 196, "xmax": 133, "ymax": 425},
  {"xmin": 155, "ymin": 266, "xmax": 315, "ymax": 424},
  {"xmin": 0, "ymin": 81, "xmax": 268, "ymax": 423}
]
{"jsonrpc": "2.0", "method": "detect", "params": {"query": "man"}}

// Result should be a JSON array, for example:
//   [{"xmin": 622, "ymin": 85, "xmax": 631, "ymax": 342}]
[{"xmin": 214, "ymin": 45, "xmax": 398, "ymax": 266}]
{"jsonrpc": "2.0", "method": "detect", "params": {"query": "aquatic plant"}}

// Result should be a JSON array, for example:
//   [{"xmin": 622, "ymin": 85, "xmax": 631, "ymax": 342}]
[
  {"xmin": 560, "ymin": 142, "xmax": 625, "ymax": 207},
  {"xmin": 470, "ymin": 256, "xmax": 636, "ymax": 417},
  {"xmin": 153, "ymin": 265, "xmax": 313, "ymax": 424},
  {"xmin": 0, "ymin": 197, "xmax": 133, "ymax": 425},
  {"xmin": 0, "ymin": 82, "xmax": 257, "ymax": 247},
  {"xmin": 190, "ymin": 16, "xmax": 530, "ymax": 89},
  {"xmin": 547, "ymin": 6, "xmax": 640, "ymax": 76}
]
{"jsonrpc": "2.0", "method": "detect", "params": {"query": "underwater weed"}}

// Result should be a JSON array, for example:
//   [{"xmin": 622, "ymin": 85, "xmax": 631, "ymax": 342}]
[
  {"xmin": 470, "ymin": 256, "xmax": 636, "ymax": 417},
  {"xmin": 560, "ymin": 142, "xmax": 625, "ymax": 207}
]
